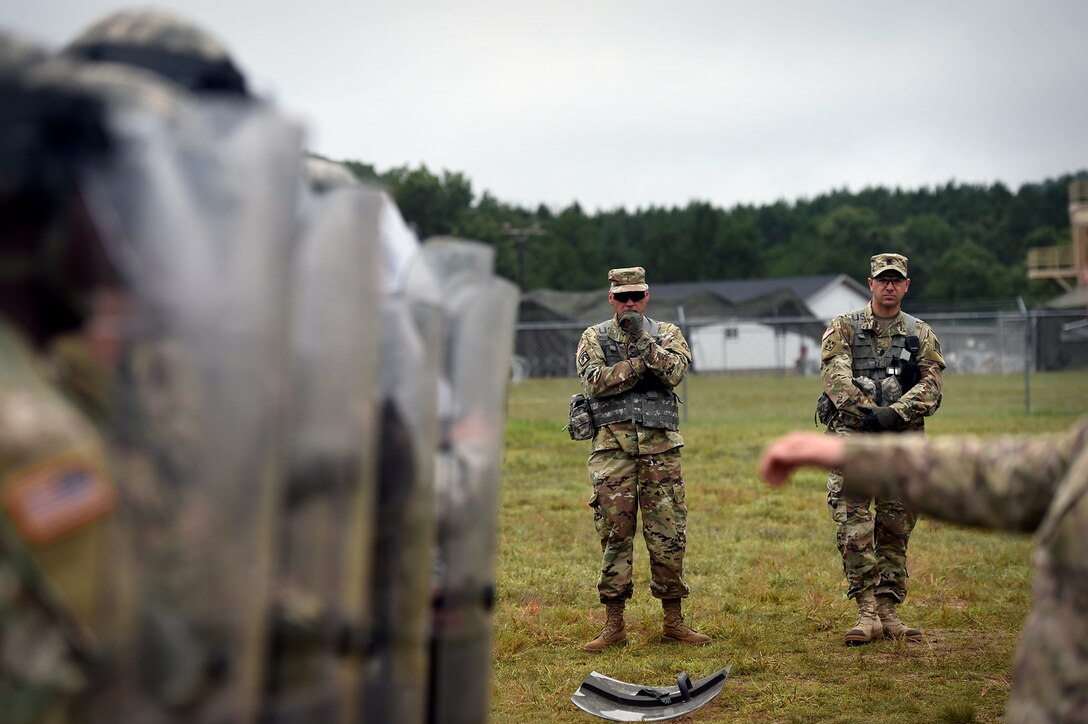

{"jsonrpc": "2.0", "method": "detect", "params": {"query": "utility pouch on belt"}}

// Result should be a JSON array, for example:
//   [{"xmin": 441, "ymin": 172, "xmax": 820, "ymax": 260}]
[{"xmin": 567, "ymin": 393, "xmax": 595, "ymax": 441}]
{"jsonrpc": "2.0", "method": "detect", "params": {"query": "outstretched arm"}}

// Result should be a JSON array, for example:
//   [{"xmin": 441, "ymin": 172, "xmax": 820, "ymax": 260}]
[
  {"xmin": 759, "ymin": 420, "xmax": 1088, "ymax": 533},
  {"xmin": 758, "ymin": 432, "xmax": 845, "ymax": 486}
]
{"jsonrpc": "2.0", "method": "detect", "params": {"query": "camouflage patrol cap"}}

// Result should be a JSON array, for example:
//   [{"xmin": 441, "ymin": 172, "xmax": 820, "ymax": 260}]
[
  {"xmin": 608, "ymin": 267, "xmax": 648, "ymax": 293},
  {"xmin": 870, "ymin": 253, "xmax": 908, "ymax": 278},
  {"xmin": 64, "ymin": 8, "xmax": 248, "ymax": 96}
]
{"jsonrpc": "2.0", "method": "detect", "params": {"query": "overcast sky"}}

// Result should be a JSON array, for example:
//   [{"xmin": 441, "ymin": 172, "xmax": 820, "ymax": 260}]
[{"xmin": 5, "ymin": 1, "xmax": 1086, "ymax": 212}]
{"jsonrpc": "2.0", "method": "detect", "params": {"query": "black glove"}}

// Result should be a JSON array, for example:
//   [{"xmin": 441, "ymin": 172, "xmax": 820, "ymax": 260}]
[
  {"xmin": 859, "ymin": 406, "xmax": 903, "ymax": 432},
  {"xmin": 617, "ymin": 310, "xmax": 644, "ymax": 337}
]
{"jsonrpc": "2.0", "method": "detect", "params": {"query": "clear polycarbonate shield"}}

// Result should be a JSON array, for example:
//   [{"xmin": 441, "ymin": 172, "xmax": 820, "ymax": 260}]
[
  {"xmin": 84, "ymin": 97, "xmax": 303, "ymax": 722},
  {"xmin": 263, "ymin": 185, "xmax": 383, "ymax": 722},
  {"xmin": 362, "ymin": 195, "xmax": 443, "ymax": 724},
  {"xmin": 420, "ymin": 238, "xmax": 519, "ymax": 724},
  {"xmin": 571, "ymin": 668, "xmax": 732, "ymax": 722}
]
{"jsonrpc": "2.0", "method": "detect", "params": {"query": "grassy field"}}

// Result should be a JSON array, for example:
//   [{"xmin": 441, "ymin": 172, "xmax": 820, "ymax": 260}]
[{"xmin": 491, "ymin": 371, "xmax": 1088, "ymax": 723}]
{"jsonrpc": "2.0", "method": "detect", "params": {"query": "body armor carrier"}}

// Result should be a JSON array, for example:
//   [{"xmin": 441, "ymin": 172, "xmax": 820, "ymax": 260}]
[
  {"xmin": 848, "ymin": 309, "xmax": 918, "ymax": 391},
  {"xmin": 587, "ymin": 319, "xmax": 680, "ymax": 431},
  {"xmin": 816, "ymin": 310, "xmax": 924, "ymax": 428}
]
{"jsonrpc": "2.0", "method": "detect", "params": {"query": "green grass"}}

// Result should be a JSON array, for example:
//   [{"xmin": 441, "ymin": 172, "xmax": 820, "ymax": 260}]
[{"xmin": 491, "ymin": 371, "xmax": 1087, "ymax": 723}]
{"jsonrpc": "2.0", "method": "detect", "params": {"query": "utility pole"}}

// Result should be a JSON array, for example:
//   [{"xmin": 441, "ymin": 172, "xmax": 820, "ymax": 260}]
[{"xmin": 500, "ymin": 221, "xmax": 544, "ymax": 291}]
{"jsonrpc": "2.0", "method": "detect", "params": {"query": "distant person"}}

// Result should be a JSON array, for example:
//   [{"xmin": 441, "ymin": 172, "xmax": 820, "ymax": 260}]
[
  {"xmin": 758, "ymin": 418, "xmax": 1088, "ymax": 722},
  {"xmin": 817, "ymin": 253, "xmax": 945, "ymax": 644},
  {"xmin": 574, "ymin": 266, "xmax": 709, "ymax": 651},
  {"xmin": 795, "ymin": 345, "xmax": 809, "ymax": 375}
]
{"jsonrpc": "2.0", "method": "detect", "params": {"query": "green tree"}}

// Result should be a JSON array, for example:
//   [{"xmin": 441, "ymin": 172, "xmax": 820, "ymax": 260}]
[
  {"xmin": 383, "ymin": 164, "xmax": 474, "ymax": 238},
  {"xmin": 922, "ymin": 239, "xmax": 1016, "ymax": 303}
]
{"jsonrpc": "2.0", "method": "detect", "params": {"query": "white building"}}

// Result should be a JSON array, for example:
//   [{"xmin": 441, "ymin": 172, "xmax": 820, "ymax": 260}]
[{"xmin": 650, "ymin": 275, "xmax": 871, "ymax": 373}]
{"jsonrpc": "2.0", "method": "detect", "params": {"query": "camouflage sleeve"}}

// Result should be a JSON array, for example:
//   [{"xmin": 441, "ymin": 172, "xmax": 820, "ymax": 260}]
[
  {"xmin": 576, "ymin": 327, "xmax": 646, "ymax": 398},
  {"xmin": 634, "ymin": 323, "xmax": 690, "ymax": 388},
  {"xmin": 820, "ymin": 317, "xmax": 875, "ymax": 420},
  {"xmin": 891, "ymin": 322, "xmax": 945, "ymax": 421},
  {"xmin": 842, "ymin": 419, "xmax": 1088, "ymax": 532}
]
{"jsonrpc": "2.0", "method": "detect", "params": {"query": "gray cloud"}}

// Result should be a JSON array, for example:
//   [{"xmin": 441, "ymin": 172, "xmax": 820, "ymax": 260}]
[{"xmin": 5, "ymin": 0, "xmax": 1085, "ymax": 211}]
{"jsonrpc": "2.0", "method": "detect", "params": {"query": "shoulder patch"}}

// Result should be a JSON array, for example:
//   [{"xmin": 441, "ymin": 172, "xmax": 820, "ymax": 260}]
[
  {"xmin": 2, "ymin": 454, "xmax": 115, "ymax": 545},
  {"xmin": 822, "ymin": 326, "xmax": 833, "ymax": 340}
]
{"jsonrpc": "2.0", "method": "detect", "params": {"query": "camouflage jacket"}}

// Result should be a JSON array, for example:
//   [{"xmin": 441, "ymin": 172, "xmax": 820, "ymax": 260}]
[
  {"xmin": 843, "ymin": 418, "xmax": 1088, "ymax": 722},
  {"xmin": 821, "ymin": 303, "xmax": 945, "ymax": 431},
  {"xmin": 0, "ymin": 320, "xmax": 116, "ymax": 723},
  {"xmin": 575, "ymin": 316, "xmax": 690, "ymax": 455}
]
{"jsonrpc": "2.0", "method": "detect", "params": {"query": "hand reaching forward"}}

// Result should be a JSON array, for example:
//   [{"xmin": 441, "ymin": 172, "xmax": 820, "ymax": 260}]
[{"xmin": 757, "ymin": 432, "xmax": 846, "ymax": 487}]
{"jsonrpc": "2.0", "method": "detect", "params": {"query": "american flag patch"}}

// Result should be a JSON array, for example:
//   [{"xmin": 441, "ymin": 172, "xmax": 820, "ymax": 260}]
[{"xmin": 3, "ymin": 457, "xmax": 115, "ymax": 545}]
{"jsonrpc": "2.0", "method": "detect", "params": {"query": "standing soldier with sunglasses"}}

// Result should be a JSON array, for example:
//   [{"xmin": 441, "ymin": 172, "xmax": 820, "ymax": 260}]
[
  {"xmin": 818, "ymin": 253, "xmax": 945, "ymax": 645},
  {"xmin": 575, "ymin": 267, "xmax": 710, "ymax": 651}
]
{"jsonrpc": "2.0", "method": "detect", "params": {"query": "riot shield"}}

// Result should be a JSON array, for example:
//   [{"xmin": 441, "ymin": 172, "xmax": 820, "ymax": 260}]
[
  {"xmin": 421, "ymin": 239, "xmax": 519, "ymax": 724},
  {"xmin": 262, "ymin": 183, "xmax": 383, "ymax": 723},
  {"xmin": 571, "ymin": 668, "xmax": 732, "ymax": 722},
  {"xmin": 361, "ymin": 195, "xmax": 444, "ymax": 724},
  {"xmin": 82, "ymin": 92, "xmax": 304, "ymax": 722}
]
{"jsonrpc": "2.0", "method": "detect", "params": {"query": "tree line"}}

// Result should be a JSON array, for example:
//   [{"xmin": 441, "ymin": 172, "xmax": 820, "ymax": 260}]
[{"xmin": 338, "ymin": 158, "xmax": 1085, "ymax": 307}]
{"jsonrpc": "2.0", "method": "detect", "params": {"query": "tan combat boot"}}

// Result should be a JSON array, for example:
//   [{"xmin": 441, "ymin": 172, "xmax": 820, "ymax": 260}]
[
  {"xmin": 662, "ymin": 598, "xmax": 711, "ymax": 645},
  {"xmin": 876, "ymin": 594, "xmax": 923, "ymax": 641},
  {"xmin": 583, "ymin": 600, "xmax": 627, "ymax": 652},
  {"xmin": 843, "ymin": 589, "xmax": 884, "ymax": 646}
]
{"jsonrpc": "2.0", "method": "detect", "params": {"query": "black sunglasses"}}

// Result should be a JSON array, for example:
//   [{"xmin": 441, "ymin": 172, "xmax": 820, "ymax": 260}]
[{"xmin": 613, "ymin": 291, "xmax": 646, "ymax": 303}]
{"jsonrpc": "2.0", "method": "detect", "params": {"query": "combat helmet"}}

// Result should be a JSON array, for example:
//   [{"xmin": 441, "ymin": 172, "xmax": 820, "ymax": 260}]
[
  {"xmin": 304, "ymin": 156, "xmax": 362, "ymax": 194},
  {"xmin": 64, "ymin": 7, "xmax": 248, "ymax": 96}
]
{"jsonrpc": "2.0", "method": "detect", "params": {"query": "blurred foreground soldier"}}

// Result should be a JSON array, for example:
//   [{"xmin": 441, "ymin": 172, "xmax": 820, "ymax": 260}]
[
  {"xmin": 264, "ymin": 157, "xmax": 384, "ymax": 722},
  {"xmin": 363, "ymin": 186, "xmax": 443, "ymax": 724},
  {"xmin": 0, "ymin": 35, "xmax": 119, "ymax": 724},
  {"xmin": 574, "ymin": 267, "xmax": 709, "ymax": 651},
  {"xmin": 817, "ymin": 252, "xmax": 945, "ymax": 645},
  {"xmin": 758, "ymin": 419, "xmax": 1088, "ymax": 723},
  {"xmin": 425, "ymin": 239, "xmax": 518, "ymax": 724},
  {"xmin": 59, "ymin": 9, "xmax": 305, "ymax": 719}
]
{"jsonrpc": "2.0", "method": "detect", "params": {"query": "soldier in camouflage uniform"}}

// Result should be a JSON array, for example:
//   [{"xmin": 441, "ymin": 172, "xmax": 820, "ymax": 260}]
[
  {"xmin": 819, "ymin": 253, "xmax": 945, "ymax": 645},
  {"xmin": 0, "ymin": 36, "xmax": 120, "ymax": 723},
  {"xmin": 575, "ymin": 267, "xmax": 710, "ymax": 651},
  {"xmin": 759, "ymin": 419, "xmax": 1088, "ymax": 723}
]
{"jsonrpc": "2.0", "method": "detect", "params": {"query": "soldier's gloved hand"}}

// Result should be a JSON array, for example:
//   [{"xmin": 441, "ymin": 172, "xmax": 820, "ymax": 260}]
[
  {"xmin": 851, "ymin": 376, "xmax": 878, "ymax": 403},
  {"xmin": 618, "ymin": 310, "xmax": 644, "ymax": 337},
  {"xmin": 859, "ymin": 406, "xmax": 903, "ymax": 431}
]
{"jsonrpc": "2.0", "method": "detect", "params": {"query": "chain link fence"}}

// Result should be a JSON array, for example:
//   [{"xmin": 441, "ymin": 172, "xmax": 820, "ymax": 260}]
[{"xmin": 513, "ymin": 309, "xmax": 1088, "ymax": 381}]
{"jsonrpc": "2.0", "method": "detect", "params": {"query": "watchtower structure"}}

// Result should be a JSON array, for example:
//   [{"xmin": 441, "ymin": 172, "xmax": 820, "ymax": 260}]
[{"xmin": 1028, "ymin": 179, "xmax": 1088, "ymax": 291}]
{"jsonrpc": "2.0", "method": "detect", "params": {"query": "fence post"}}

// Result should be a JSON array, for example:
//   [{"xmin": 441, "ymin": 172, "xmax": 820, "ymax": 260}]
[
  {"xmin": 1018, "ymin": 297, "xmax": 1031, "ymax": 415},
  {"xmin": 997, "ymin": 313, "xmax": 1005, "ymax": 374},
  {"xmin": 677, "ymin": 305, "xmax": 689, "ymax": 423}
]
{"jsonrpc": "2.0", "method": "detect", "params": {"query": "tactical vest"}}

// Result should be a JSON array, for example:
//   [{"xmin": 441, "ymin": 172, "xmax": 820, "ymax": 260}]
[
  {"xmin": 847, "ymin": 309, "xmax": 918, "ymax": 386},
  {"xmin": 587, "ymin": 319, "xmax": 680, "ymax": 431}
]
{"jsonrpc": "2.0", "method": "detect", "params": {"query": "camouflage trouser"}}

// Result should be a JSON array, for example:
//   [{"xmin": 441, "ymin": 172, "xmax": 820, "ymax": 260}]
[
  {"xmin": 827, "ymin": 467, "xmax": 917, "ymax": 602},
  {"xmin": 587, "ymin": 447, "xmax": 689, "ymax": 603},
  {"xmin": 0, "ymin": 562, "xmax": 85, "ymax": 724}
]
